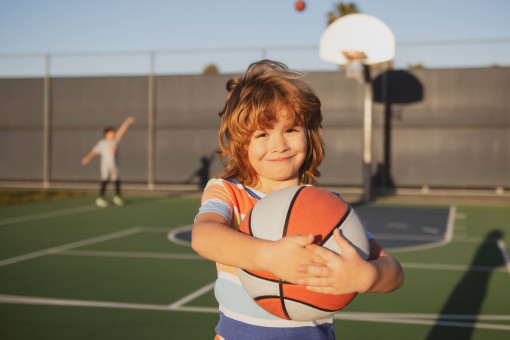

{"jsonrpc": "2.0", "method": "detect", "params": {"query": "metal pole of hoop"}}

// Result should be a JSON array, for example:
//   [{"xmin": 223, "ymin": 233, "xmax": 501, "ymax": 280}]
[
  {"xmin": 319, "ymin": 13, "xmax": 395, "ymax": 203},
  {"xmin": 361, "ymin": 64, "xmax": 372, "ymax": 203},
  {"xmin": 343, "ymin": 52, "xmax": 372, "ymax": 203}
]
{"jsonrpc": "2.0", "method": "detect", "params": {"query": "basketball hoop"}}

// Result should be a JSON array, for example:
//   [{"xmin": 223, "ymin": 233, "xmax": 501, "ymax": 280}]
[
  {"xmin": 319, "ymin": 14, "xmax": 396, "ymax": 203},
  {"xmin": 342, "ymin": 51, "xmax": 367, "ymax": 83}
]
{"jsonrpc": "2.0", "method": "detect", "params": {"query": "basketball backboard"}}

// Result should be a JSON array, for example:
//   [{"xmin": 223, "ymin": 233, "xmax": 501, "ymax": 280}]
[{"xmin": 319, "ymin": 13, "xmax": 395, "ymax": 66}]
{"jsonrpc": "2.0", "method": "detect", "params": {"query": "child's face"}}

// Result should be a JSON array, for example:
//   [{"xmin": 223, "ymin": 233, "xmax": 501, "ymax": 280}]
[
  {"xmin": 247, "ymin": 105, "xmax": 307, "ymax": 192},
  {"xmin": 104, "ymin": 130, "xmax": 116, "ymax": 140}
]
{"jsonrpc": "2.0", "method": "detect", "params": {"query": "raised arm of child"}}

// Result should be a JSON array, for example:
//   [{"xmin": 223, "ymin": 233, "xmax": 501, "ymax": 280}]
[
  {"xmin": 115, "ymin": 117, "xmax": 135, "ymax": 140},
  {"xmin": 81, "ymin": 150, "xmax": 97, "ymax": 165},
  {"xmin": 193, "ymin": 212, "xmax": 325, "ymax": 284},
  {"xmin": 297, "ymin": 229, "xmax": 404, "ymax": 295}
]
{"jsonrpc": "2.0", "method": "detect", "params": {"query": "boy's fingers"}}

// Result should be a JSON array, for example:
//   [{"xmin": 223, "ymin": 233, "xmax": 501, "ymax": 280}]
[
  {"xmin": 289, "ymin": 234, "xmax": 315, "ymax": 247},
  {"xmin": 297, "ymin": 263, "xmax": 331, "ymax": 276},
  {"xmin": 305, "ymin": 286, "xmax": 337, "ymax": 295},
  {"xmin": 333, "ymin": 229, "xmax": 354, "ymax": 252},
  {"xmin": 298, "ymin": 277, "xmax": 332, "ymax": 288},
  {"xmin": 306, "ymin": 244, "xmax": 339, "ymax": 260}
]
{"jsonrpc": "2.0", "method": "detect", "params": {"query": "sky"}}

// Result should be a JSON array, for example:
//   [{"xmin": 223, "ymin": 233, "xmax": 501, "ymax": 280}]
[{"xmin": 1, "ymin": 0, "xmax": 509, "ymax": 77}]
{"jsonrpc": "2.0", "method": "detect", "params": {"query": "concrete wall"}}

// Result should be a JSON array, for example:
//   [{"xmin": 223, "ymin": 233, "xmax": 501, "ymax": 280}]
[{"xmin": 0, "ymin": 67, "xmax": 508, "ymax": 189}]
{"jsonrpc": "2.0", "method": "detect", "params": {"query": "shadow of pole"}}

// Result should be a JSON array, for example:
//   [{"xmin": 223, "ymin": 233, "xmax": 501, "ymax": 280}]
[{"xmin": 425, "ymin": 230, "xmax": 504, "ymax": 340}]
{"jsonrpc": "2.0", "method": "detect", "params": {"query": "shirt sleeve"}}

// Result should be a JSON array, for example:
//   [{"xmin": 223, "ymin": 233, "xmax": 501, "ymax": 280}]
[
  {"xmin": 195, "ymin": 179, "xmax": 234, "ymax": 224},
  {"xmin": 92, "ymin": 140, "xmax": 103, "ymax": 153},
  {"xmin": 363, "ymin": 225, "xmax": 374, "ymax": 240}
]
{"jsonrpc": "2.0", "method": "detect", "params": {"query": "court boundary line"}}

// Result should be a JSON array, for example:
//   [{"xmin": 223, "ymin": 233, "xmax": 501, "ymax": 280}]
[
  {"xmin": 388, "ymin": 206, "xmax": 456, "ymax": 252},
  {"xmin": 0, "ymin": 205, "xmax": 99, "ymax": 226},
  {"xmin": 497, "ymin": 239, "xmax": 510, "ymax": 275},
  {"xmin": 0, "ymin": 293, "xmax": 509, "ymax": 331},
  {"xmin": 55, "ymin": 249, "xmax": 204, "ymax": 260},
  {"xmin": 167, "ymin": 225, "xmax": 193, "ymax": 246},
  {"xmin": 168, "ymin": 281, "xmax": 215, "ymax": 309},
  {"xmin": 49, "ymin": 249, "xmax": 508, "ymax": 273},
  {"xmin": 0, "ymin": 225, "xmax": 197, "ymax": 268},
  {"xmin": 0, "ymin": 227, "xmax": 143, "ymax": 267},
  {"xmin": 401, "ymin": 262, "xmax": 507, "ymax": 273}
]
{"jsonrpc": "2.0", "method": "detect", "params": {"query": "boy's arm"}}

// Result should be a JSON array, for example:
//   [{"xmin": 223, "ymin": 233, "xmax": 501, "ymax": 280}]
[
  {"xmin": 296, "ymin": 230, "xmax": 404, "ymax": 295},
  {"xmin": 81, "ymin": 150, "xmax": 97, "ymax": 165},
  {"xmin": 363, "ymin": 238, "xmax": 404, "ymax": 294},
  {"xmin": 115, "ymin": 117, "xmax": 135, "ymax": 140},
  {"xmin": 192, "ymin": 212, "xmax": 321, "ymax": 284}
]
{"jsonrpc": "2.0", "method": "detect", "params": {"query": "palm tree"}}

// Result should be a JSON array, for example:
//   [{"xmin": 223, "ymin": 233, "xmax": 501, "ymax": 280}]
[
  {"xmin": 203, "ymin": 63, "xmax": 219, "ymax": 74},
  {"xmin": 327, "ymin": 2, "xmax": 360, "ymax": 25}
]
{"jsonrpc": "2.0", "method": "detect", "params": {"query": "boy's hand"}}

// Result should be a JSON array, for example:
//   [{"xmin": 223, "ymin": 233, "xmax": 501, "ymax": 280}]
[
  {"xmin": 266, "ymin": 234, "xmax": 325, "ymax": 284},
  {"xmin": 296, "ymin": 229, "xmax": 377, "ymax": 295},
  {"xmin": 125, "ymin": 117, "xmax": 135, "ymax": 124},
  {"xmin": 81, "ymin": 157, "xmax": 89, "ymax": 165}
]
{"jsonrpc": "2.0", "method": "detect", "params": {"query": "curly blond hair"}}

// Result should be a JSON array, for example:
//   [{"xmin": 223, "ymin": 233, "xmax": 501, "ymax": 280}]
[{"xmin": 217, "ymin": 60, "xmax": 325, "ymax": 187}]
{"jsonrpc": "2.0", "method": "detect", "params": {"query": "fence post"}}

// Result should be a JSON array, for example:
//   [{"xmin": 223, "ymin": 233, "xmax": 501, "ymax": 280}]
[
  {"xmin": 148, "ymin": 51, "xmax": 156, "ymax": 190},
  {"xmin": 43, "ymin": 54, "xmax": 52, "ymax": 189}
]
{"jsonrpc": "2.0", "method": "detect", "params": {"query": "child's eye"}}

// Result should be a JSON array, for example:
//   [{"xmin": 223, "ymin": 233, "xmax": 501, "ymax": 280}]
[
  {"xmin": 285, "ymin": 127, "xmax": 301, "ymax": 134},
  {"xmin": 254, "ymin": 132, "xmax": 268, "ymax": 138}
]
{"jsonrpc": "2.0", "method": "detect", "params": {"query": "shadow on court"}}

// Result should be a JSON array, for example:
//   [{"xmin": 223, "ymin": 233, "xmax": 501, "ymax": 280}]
[
  {"xmin": 352, "ymin": 204, "xmax": 451, "ymax": 250},
  {"xmin": 425, "ymin": 230, "xmax": 504, "ymax": 340}
]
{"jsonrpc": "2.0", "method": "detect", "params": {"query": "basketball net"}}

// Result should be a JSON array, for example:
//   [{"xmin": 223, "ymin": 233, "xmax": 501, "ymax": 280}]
[{"xmin": 342, "ymin": 51, "xmax": 367, "ymax": 84}]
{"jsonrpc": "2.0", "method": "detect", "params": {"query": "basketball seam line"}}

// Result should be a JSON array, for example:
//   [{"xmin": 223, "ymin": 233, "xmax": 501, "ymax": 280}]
[
  {"xmin": 248, "ymin": 206, "xmax": 254, "ymax": 236},
  {"xmin": 282, "ymin": 186, "xmax": 306, "ymax": 239},
  {"xmin": 238, "ymin": 269, "xmax": 280, "ymax": 283},
  {"xmin": 281, "ymin": 185, "xmax": 306, "ymax": 321},
  {"xmin": 253, "ymin": 295, "xmax": 345, "ymax": 313},
  {"xmin": 320, "ymin": 205, "xmax": 352, "ymax": 246}
]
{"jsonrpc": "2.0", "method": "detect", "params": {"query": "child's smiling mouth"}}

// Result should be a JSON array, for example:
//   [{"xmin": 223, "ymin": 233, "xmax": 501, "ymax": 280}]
[{"xmin": 267, "ymin": 155, "xmax": 294, "ymax": 162}]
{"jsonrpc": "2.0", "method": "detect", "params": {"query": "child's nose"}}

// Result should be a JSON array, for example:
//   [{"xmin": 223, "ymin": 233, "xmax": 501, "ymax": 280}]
[{"xmin": 270, "ymin": 134, "xmax": 289, "ymax": 152}]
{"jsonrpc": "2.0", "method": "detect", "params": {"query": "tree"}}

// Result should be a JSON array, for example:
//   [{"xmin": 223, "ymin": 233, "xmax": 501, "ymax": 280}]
[
  {"xmin": 408, "ymin": 63, "xmax": 425, "ymax": 70},
  {"xmin": 203, "ymin": 63, "xmax": 219, "ymax": 75},
  {"xmin": 327, "ymin": 2, "xmax": 360, "ymax": 25}
]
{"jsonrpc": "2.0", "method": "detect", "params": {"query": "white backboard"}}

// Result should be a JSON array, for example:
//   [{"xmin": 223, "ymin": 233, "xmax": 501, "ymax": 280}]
[{"xmin": 319, "ymin": 14, "xmax": 395, "ymax": 65}]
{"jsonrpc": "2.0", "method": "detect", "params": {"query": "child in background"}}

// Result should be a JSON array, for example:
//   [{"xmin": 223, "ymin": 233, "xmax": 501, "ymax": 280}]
[
  {"xmin": 192, "ymin": 60, "xmax": 403, "ymax": 340},
  {"xmin": 81, "ymin": 117, "xmax": 135, "ymax": 207}
]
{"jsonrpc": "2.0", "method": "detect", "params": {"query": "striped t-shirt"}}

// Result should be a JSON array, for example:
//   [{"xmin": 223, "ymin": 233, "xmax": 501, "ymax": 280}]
[{"xmin": 197, "ymin": 178, "xmax": 342, "ymax": 339}]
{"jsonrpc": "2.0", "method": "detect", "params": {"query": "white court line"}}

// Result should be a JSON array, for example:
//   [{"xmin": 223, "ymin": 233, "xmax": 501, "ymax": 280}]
[
  {"xmin": 168, "ymin": 282, "xmax": 216, "ymax": 309},
  {"xmin": 0, "ymin": 205, "xmax": 98, "ymax": 226},
  {"xmin": 56, "ymin": 249, "xmax": 203, "ymax": 260},
  {"xmin": 388, "ymin": 206, "xmax": 456, "ymax": 252},
  {"xmin": 167, "ymin": 225, "xmax": 193, "ymax": 246},
  {"xmin": 374, "ymin": 234, "xmax": 443, "ymax": 241},
  {"xmin": 334, "ymin": 312, "xmax": 510, "ymax": 321},
  {"xmin": 401, "ymin": 262, "xmax": 508, "ymax": 273},
  {"xmin": 0, "ymin": 294, "xmax": 172, "ymax": 311},
  {"xmin": 334, "ymin": 315, "xmax": 510, "ymax": 331},
  {"xmin": 0, "ymin": 294, "xmax": 508, "ymax": 331},
  {"xmin": 139, "ymin": 226, "xmax": 175, "ymax": 233},
  {"xmin": 444, "ymin": 206, "xmax": 456, "ymax": 243},
  {"xmin": 51, "ymin": 249, "xmax": 506, "ymax": 273},
  {"xmin": 497, "ymin": 239, "xmax": 510, "ymax": 275},
  {"xmin": 0, "ymin": 227, "xmax": 142, "ymax": 267}
]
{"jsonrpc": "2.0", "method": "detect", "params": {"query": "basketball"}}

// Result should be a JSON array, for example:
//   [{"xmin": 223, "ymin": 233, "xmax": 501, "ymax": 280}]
[
  {"xmin": 295, "ymin": 0, "xmax": 306, "ymax": 12},
  {"xmin": 237, "ymin": 185, "xmax": 370, "ymax": 321}
]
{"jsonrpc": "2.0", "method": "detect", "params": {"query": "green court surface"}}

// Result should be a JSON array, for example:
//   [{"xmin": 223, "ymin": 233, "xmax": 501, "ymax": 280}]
[{"xmin": 0, "ymin": 194, "xmax": 509, "ymax": 340}]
